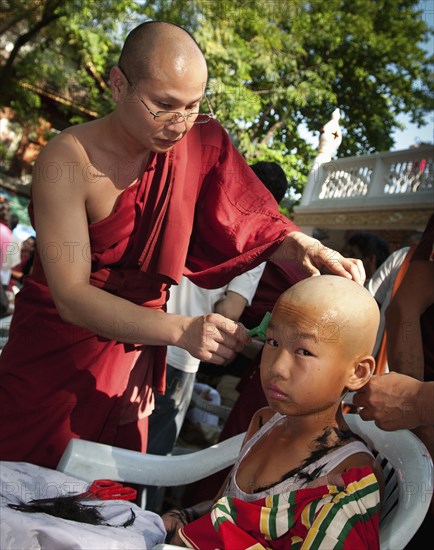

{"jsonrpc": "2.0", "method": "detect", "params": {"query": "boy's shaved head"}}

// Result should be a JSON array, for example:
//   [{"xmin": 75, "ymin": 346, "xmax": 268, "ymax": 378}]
[
  {"xmin": 276, "ymin": 275, "xmax": 380, "ymax": 358},
  {"xmin": 119, "ymin": 21, "xmax": 207, "ymax": 82}
]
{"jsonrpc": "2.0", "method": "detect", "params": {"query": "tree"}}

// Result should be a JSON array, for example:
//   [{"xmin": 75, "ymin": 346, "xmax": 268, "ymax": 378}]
[
  {"xmin": 0, "ymin": 0, "xmax": 139, "ymax": 184},
  {"xmin": 0, "ymin": 0, "xmax": 140, "ymax": 123},
  {"xmin": 1, "ymin": 0, "xmax": 433, "ymax": 210},
  {"xmin": 147, "ymin": 0, "xmax": 434, "ymax": 206}
]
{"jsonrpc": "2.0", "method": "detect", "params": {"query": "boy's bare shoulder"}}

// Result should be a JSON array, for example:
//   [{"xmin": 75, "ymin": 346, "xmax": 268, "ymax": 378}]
[
  {"xmin": 245, "ymin": 406, "xmax": 275, "ymax": 440},
  {"xmin": 329, "ymin": 449, "xmax": 377, "ymax": 475},
  {"xmin": 330, "ymin": 450, "xmax": 385, "ymax": 501}
]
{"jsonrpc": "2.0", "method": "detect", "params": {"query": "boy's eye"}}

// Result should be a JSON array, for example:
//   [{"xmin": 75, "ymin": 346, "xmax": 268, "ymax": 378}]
[
  {"xmin": 296, "ymin": 348, "xmax": 312, "ymax": 357},
  {"xmin": 265, "ymin": 338, "xmax": 279, "ymax": 348}
]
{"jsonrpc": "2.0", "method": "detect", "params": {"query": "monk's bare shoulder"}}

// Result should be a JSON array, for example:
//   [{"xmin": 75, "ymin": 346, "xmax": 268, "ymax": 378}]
[
  {"xmin": 32, "ymin": 119, "xmax": 108, "ymax": 194},
  {"xmin": 33, "ymin": 129, "xmax": 88, "ymax": 175},
  {"xmin": 36, "ymin": 117, "xmax": 107, "ymax": 164}
]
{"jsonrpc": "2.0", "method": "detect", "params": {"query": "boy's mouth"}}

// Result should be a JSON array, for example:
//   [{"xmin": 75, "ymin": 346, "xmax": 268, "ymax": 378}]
[{"xmin": 265, "ymin": 383, "xmax": 288, "ymax": 401}]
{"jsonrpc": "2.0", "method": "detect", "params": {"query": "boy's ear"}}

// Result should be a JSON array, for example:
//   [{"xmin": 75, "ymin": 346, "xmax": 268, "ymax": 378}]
[{"xmin": 346, "ymin": 356, "xmax": 375, "ymax": 391}]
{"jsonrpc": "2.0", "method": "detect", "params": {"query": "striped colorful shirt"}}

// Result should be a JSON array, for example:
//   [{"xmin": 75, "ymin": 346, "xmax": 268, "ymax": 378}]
[{"xmin": 180, "ymin": 467, "xmax": 380, "ymax": 549}]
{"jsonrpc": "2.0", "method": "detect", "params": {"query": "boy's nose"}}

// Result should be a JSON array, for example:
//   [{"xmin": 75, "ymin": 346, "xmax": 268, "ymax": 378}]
[{"xmin": 268, "ymin": 352, "xmax": 290, "ymax": 379}]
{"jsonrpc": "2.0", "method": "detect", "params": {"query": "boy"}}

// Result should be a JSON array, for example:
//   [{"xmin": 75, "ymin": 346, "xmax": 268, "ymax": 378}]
[{"xmin": 163, "ymin": 275, "xmax": 383, "ymax": 548}]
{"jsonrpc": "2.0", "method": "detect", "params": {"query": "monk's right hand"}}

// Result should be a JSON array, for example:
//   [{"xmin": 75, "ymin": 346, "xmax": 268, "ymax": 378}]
[{"xmin": 180, "ymin": 313, "xmax": 250, "ymax": 364}]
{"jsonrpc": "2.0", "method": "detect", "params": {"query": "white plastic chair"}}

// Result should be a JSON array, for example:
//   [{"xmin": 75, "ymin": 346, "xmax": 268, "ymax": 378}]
[
  {"xmin": 57, "ymin": 432, "xmax": 245, "ymax": 489},
  {"xmin": 345, "ymin": 414, "xmax": 433, "ymax": 549},
  {"xmin": 57, "ymin": 415, "xmax": 433, "ymax": 550}
]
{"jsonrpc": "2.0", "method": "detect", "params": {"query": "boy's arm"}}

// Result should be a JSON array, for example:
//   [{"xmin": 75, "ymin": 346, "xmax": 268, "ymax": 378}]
[
  {"xmin": 214, "ymin": 262, "xmax": 265, "ymax": 321},
  {"xmin": 193, "ymin": 409, "xmax": 271, "ymax": 511},
  {"xmin": 325, "ymin": 451, "xmax": 385, "ymax": 505},
  {"xmin": 214, "ymin": 290, "xmax": 248, "ymax": 321}
]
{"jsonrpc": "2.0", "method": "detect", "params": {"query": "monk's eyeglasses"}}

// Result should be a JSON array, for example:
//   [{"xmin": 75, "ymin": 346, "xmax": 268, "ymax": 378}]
[{"xmin": 119, "ymin": 66, "xmax": 215, "ymax": 125}]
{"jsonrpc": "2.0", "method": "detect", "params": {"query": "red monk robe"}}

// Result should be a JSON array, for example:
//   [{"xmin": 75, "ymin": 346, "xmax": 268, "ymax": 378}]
[{"xmin": 0, "ymin": 119, "xmax": 299, "ymax": 468}]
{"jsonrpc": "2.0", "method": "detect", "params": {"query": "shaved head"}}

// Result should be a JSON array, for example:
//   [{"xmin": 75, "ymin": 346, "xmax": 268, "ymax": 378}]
[
  {"xmin": 275, "ymin": 275, "xmax": 380, "ymax": 357},
  {"xmin": 119, "ymin": 21, "xmax": 207, "ymax": 83}
]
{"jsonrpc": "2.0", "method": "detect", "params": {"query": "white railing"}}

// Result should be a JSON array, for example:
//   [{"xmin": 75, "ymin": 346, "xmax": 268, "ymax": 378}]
[
  {"xmin": 293, "ymin": 144, "xmax": 433, "ymax": 234},
  {"xmin": 298, "ymin": 145, "xmax": 433, "ymax": 210}
]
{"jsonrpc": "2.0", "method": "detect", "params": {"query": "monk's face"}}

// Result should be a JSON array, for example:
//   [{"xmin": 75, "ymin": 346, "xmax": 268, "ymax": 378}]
[{"xmin": 117, "ymin": 49, "xmax": 208, "ymax": 153}]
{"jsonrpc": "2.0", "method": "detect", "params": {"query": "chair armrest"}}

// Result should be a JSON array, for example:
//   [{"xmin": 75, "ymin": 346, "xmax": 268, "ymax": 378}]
[
  {"xmin": 152, "ymin": 545, "xmax": 185, "ymax": 550},
  {"xmin": 57, "ymin": 432, "xmax": 245, "ymax": 486}
]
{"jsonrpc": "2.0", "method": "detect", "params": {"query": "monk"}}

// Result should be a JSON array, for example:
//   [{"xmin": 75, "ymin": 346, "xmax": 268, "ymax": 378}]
[
  {"xmin": 0, "ymin": 22, "xmax": 364, "ymax": 469},
  {"xmin": 163, "ymin": 275, "xmax": 383, "ymax": 548}
]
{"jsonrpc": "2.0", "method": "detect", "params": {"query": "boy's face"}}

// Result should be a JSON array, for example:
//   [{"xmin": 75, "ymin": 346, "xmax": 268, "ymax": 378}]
[{"xmin": 260, "ymin": 294, "xmax": 353, "ymax": 418}]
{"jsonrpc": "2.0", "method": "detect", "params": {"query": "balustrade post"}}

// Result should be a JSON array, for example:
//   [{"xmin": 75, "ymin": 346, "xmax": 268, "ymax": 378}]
[{"xmin": 367, "ymin": 156, "xmax": 386, "ymax": 198}]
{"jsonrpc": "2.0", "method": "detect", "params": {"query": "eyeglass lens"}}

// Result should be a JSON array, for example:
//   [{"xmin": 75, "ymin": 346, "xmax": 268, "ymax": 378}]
[{"xmin": 156, "ymin": 111, "xmax": 212, "ymax": 124}]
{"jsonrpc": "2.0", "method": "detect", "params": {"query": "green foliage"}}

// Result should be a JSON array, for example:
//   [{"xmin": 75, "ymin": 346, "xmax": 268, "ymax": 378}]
[
  {"xmin": 1, "ymin": 0, "xmax": 138, "ymax": 126},
  {"xmin": 146, "ymin": 0, "xmax": 433, "ymax": 199},
  {"xmin": 1, "ymin": 0, "xmax": 432, "ymax": 210}
]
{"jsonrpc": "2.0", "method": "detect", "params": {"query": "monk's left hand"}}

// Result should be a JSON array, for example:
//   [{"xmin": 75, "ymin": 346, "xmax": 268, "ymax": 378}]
[{"xmin": 277, "ymin": 231, "xmax": 366, "ymax": 285}]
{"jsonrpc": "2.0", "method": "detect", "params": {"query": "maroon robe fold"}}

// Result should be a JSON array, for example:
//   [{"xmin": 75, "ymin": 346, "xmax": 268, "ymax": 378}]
[{"xmin": 0, "ymin": 120, "xmax": 299, "ymax": 468}]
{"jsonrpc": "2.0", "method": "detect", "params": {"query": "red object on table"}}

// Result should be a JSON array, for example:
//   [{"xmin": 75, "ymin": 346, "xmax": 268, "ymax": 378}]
[{"xmin": 85, "ymin": 479, "xmax": 137, "ymax": 501}]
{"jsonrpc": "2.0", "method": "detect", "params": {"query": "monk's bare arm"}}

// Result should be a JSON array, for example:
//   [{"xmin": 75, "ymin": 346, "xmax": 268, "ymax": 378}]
[
  {"xmin": 385, "ymin": 260, "xmax": 434, "ymax": 379},
  {"xmin": 31, "ymin": 135, "xmax": 248, "ymax": 361}
]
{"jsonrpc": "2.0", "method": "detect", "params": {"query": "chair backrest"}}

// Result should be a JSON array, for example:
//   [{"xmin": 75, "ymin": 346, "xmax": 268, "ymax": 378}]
[
  {"xmin": 345, "ymin": 414, "xmax": 433, "ymax": 550},
  {"xmin": 57, "ymin": 415, "xmax": 433, "ymax": 550}
]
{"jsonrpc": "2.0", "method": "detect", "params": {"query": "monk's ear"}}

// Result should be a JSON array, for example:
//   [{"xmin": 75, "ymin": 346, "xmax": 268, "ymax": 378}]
[
  {"xmin": 109, "ymin": 66, "xmax": 126, "ymax": 101},
  {"xmin": 346, "ymin": 356, "xmax": 375, "ymax": 391}
]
